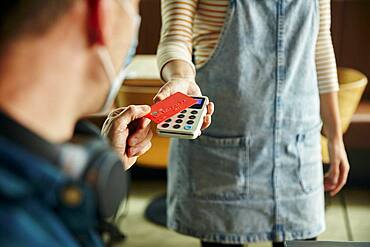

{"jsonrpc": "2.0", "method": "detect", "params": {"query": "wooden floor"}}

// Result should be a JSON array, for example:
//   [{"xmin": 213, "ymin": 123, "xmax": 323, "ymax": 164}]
[{"xmin": 115, "ymin": 180, "xmax": 370, "ymax": 247}]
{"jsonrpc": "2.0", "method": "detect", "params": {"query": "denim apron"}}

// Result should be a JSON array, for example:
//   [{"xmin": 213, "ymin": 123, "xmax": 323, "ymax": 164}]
[{"xmin": 167, "ymin": 0, "xmax": 325, "ymax": 243}]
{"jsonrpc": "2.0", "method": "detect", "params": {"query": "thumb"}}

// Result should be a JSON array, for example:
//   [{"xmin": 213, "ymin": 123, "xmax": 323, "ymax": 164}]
[{"xmin": 115, "ymin": 105, "xmax": 151, "ymax": 127}]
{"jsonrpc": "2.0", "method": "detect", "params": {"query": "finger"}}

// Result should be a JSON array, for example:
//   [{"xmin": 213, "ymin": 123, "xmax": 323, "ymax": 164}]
[
  {"xmin": 330, "ymin": 161, "xmax": 350, "ymax": 196},
  {"xmin": 128, "ymin": 141, "xmax": 152, "ymax": 157},
  {"xmin": 133, "ymin": 129, "xmax": 153, "ymax": 147},
  {"xmin": 324, "ymin": 161, "xmax": 340, "ymax": 191},
  {"xmin": 153, "ymin": 85, "xmax": 172, "ymax": 102},
  {"xmin": 207, "ymin": 102, "xmax": 215, "ymax": 116},
  {"xmin": 139, "ymin": 117, "xmax": 152, "ymax": 129},
  {"xmin": 324, "ymin": 176, "xmax": 337, "ymax": 191},
  {"xmin": 128, "ymin": 122, "xmax": 152, "ymax": 146},
  {"xmin": 201, "ymin": 115, "xmax": 212, "ymax": 130},
  {"xmin": 114, "ymin": 105, "xmax": 151, "ymax": 128},
  {"xmin": 128, "ymin": 127, "xmax": 153, "ymax": 147},
  {"xmin": 110, "ymin": 127, "xmax": 129, "ymax": 156},
  {"xmin": 130, "ymin": 117, "xmax": 151, "ymax": 132},
  {"xmin": 324, "ymin": 162, "xmax": 339, "ymax": 190},
  {"xmin": 200, "ymin": 102, "xmax": 214, "ymax": 130},
  {"xmin": 110, "ymin": 106, "xmax": 150, "ymax": 158}
]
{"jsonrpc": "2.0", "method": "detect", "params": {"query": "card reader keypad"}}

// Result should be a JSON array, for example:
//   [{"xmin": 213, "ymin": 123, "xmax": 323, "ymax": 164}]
[
  {"xmin": 160, "ymin": 108, "xmax": 199, "ymax": 130},
  {"xmin": 156, "ymin": 96, "xmax": 208, "ymax": 140}
]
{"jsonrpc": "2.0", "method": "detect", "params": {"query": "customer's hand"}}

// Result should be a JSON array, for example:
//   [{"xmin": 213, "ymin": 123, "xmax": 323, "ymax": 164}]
[
  {"xmin": 153, "ymin": 78, "xmax": 214, "ymax": 130},
  {"xmin": 108, "ymin": 105, "xmax": 153, "ymax": 170},
  {"xmin": 324, "ymin": 137, "xmax": 350, "ymax": 196}
]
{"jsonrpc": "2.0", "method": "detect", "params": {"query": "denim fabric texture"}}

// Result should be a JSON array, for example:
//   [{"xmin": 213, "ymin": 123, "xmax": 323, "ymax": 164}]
[{"xmin": 167, "ymin": 0, "xmax": 325, "ymax": 244}]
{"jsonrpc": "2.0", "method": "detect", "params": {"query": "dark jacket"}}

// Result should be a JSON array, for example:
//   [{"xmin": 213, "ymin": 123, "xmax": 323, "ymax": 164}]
[{"xmin": 0, "ymin": 113, "xmax": 103, "ymax": 247}]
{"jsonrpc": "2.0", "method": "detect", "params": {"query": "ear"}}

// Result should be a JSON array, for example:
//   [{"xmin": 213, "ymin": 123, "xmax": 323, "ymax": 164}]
[{"xmin": 87, "ymin": 0, "xmax": 105, "ymax": 45}]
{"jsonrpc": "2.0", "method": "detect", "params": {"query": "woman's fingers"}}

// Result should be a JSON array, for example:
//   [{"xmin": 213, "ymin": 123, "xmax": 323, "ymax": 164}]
[
  {"xmin": 330, "ymin": 159, "xmax": 350, "ymax": 196},
  {"xmin": 153, "ymin": 84, "xmax": 172, "ymax": 103},
  {"xmin": 324, "ymin": 158, "xmax": 350, "ymax": 196},
  {"xmin": 207, "ymin": 102, "xmax": 215, "ymax": 115},
  {"xmin": 153, "ymin": 79, "xmax": 202, "ymax": 103},
  {"xmin": 324, "ymin": 161, "xmax": 339, "ymax": 191},
  {"xmin": 201, "ymin": 115, "xmax": 211, "ymax": 130},
  {"xmin": 324, "ymin": 139, "xmax": 350, "ymax": 196},
  {"xmin": 201, "ymin": 102, "xmax": 214, "ymax": 130}
]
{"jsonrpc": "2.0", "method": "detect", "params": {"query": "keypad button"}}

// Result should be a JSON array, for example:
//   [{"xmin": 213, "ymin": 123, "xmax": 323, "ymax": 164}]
[
  {"xmin": 175, "ymin": 119, "xmax": 183, "ymax": 123},
  {"xmin": 186, "ymin": 120, "xmax": 194, "ymax": 125},
  {"xmin": 161, "ymin": 123, "xmax": 170, "ymax": 128},
  {"xmin": 191, "ymin": 110, "xmax": 198, "ymax": 114},
  {"xmin": 181, "ymin": 110, "xmax": 187, "ymax": 113},
  {"xmin": 173, "ymin": 124, "xmax": 181, "ymax": 129},
  {"xmin": 178, "ymin": 114, "xmax": 185, "ymax": 118},
  {"xmin": 165, "ymin": 118, "xmax": 172, "ymax": 123},
  {"xmin": 189, "ymin": 115, "xmax": 196, "ymax": 120},
  {"xmin": 184, "ymin": 125, "xmax": 192, "ymax": 130}
]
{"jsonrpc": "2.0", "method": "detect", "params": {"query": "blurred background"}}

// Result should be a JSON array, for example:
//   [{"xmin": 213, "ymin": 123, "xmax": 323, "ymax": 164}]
[{"xmin": 109, "ymin": 1, "xmax": 370, "ymax": 246}]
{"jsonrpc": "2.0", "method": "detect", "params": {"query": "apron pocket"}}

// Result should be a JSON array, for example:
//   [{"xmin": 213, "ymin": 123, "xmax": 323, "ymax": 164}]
[
  {"xmin": 296, "ymin": 123, "xmax": 323, "ymax": 193},
  {"xmin": 187, "ymin": 134, "xmax": 250, "ymax": 201}
]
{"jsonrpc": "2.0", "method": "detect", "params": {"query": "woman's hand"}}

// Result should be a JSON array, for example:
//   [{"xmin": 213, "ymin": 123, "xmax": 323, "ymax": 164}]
[
  {"xmin": 324, "ymin": 136, "xmax": 350, "ymax": 196},
  {"xmin": 153, "ymin": 77, "xmax": 215, "ymax": 130},
  {"xmin": 154, "ymin": 77, "xmax": 202, "ymax": 101},
  {"xmin": 320, "ymin": 92, "xmax": 350, "ymax": 196},
  {"xmin": 108, "ymin": 105, "xmax": 153, "ymax": 170}
]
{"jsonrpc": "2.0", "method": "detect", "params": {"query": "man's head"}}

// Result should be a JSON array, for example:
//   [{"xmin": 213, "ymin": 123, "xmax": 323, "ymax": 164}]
[
  {"xmin": 0, "ymin": 0, "xmax": 140, "ymax": 140},
  {"xmin": 0, "ymin": 1, "xmax": 73, "ymax": 54}
]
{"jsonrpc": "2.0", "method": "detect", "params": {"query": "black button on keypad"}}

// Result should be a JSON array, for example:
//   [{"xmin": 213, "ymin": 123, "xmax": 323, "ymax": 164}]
[
  {"xmin": 161, "ymin": 123, "xmax": 170, "ymax": 128},
  {"xmin": 189, "ymin": 115, "xmax": 196, "ymax": 120},
  {"xmin": 178, "ymin": 114, "xmax": 185, "ymax": 118},
  {"xmin": 176, "ymin": 119, "xmax": 183, "ymax": 123},
  {"xmin": 165, "ymin": 118, "xmax": 172, "ymax": 123},
  {"xmin": 173, "ymin": 124, "xmax": 181, "ymax": 129},
  {"xmin": 191, "ymin": 110, "xmax": 198, "ymax": 114},
  {"xmin": 181, "ymin": 110, "xmax": 187, "ymax": 113},
  {"xmin": 186, "ymin": 120, "xmax": 194, "ymax": 124}
]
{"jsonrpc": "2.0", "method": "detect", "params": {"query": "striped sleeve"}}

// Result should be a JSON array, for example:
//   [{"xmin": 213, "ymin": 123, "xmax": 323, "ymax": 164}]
[
  {"xmin": 193, "ymin": 0, "xmax": 228, "ymax": 68},
  {"xmin": 315, "ymin": 0, "xmax": 339, "ymax": 94},
  {"xmin": 157, "ymin": 0, "xmax": 198, "ymax": 80}
]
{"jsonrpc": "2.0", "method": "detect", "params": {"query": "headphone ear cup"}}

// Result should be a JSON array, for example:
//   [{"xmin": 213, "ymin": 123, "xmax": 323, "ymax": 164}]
[
  {"xmin": 93, "ymin": 150, "xmax": 130, "ymax": 219},
  {"xmin": 69, "ymin": 121, "xmax": 130, "ymax": 219}
]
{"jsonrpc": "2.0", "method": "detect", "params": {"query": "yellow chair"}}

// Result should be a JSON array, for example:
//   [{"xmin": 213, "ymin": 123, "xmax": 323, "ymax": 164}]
[{"xmin": 117, "ymin": 56, "xmax": 368, "ymax": 167}]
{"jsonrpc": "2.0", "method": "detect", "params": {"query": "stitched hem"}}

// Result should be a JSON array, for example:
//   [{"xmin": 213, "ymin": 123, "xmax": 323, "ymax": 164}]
[{"xmin": 168, "ymin": 222, "xmax": 325, "ymax": 244}]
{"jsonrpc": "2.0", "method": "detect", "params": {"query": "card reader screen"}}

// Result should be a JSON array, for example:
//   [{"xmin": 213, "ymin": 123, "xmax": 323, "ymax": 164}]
[{"xmin": 190, "ymin": 97, "xmax": 205, "ymax": 109}]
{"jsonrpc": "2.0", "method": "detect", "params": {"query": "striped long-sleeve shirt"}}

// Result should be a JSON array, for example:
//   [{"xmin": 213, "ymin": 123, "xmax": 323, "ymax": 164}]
[{"xmin": 157, "ymin": 0, "xmax": 339, "ymax": 94}]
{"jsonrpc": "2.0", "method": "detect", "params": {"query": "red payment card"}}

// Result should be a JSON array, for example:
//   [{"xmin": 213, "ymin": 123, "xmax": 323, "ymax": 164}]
[{"xmin": 145, "ymin": 92, "xmax": 197, "ymax": 124}]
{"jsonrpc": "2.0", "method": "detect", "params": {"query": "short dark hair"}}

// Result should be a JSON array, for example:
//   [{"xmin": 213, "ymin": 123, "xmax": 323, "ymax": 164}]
[{"xmin": 0, "ymin": 1, "xmax": 74, "ymax": 53}]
